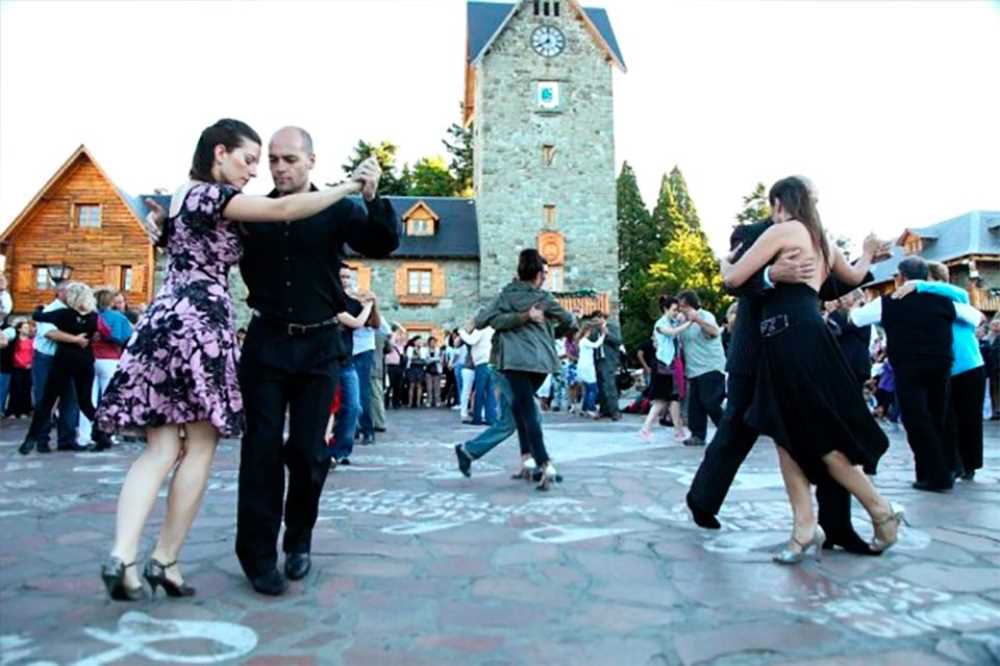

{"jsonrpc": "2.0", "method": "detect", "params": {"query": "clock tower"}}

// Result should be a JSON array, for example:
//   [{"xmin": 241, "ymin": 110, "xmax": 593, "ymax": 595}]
[{"xmin": 465, "ymin": 1, "xmax": 626, "ymax": 308}]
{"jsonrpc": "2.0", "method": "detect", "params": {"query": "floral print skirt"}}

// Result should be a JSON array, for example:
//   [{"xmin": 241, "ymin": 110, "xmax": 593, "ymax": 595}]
[{"xmin": 96, "ymin": 280, "xmax": 243, "ymax": 437}]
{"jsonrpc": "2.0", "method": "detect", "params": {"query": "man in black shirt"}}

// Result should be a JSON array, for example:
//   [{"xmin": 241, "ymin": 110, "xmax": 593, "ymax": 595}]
[{"xmin": 235, "ymin": 127, "xmax": 399, "ymax": 595}]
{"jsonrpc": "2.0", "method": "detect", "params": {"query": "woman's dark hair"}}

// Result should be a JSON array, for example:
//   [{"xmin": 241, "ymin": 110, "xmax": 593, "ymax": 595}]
[
  {"xmin": 658, "ymin": 294, "xmax": 677, "ymax": 312},
  {"xmin": 768, "ymin": 176, "xmax": 829, "ymax": 269},
  {"xmin": 517, "ymin": 248, "xmax": 547, "ymax": 282},
  {"xmin": 158, "ymin": 119, "xmax": 260, "ymax": 250},
  {"xmin": 189, "ymin": 118, "xmax": 261, "ymax": 182}
]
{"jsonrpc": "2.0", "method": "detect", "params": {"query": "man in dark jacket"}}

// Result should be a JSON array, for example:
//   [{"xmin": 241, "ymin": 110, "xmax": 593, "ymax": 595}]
[
  {"xmin": 686, "ymin": 211, "xmax": 879, "ymax": 555},
  {"xmin": 827, "ymin": 290, "xmax": 872, "ymax": 389},
  {"xmin": 592, "ymin": 311, "xmax": 623, "ymax": 421},
  {"xmin": 235, "ymin": 127, "xmax": 400, "ymax": 595}
]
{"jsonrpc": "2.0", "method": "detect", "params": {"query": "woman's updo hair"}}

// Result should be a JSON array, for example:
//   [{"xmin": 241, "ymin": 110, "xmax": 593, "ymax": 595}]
[{"xmin": 189, "ymin": 118, "xmax": 261, "ymax": 183}]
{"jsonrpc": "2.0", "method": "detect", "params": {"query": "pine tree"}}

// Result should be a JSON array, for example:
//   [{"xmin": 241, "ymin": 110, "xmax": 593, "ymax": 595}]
[
  {"xmin": 443, "ymin": 121, "xmax": 473, "ymax": 196},
  {"xmin": 668, "ymin": 166, "xmax": 703, "ymax": 234},
  {"xmin": 651, "ymin": 172, "xmax": 685, "ymax": 245},
  {"xmin": 736, "ymin": 182, "xmax": 771, "ymax": 225}
]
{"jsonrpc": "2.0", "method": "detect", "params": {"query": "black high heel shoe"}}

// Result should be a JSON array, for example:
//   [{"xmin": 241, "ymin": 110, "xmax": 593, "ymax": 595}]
[
  {"xmin": 101, "ymin": 557, "xmax": 146, "ymax": 601},
  {"xmin": 143, "ymin": 558, "xmax": 196, "ymax": 598}
]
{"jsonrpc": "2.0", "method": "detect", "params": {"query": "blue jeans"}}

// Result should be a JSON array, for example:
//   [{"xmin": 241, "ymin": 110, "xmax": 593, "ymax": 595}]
[
  {"xmin": 454, "ymin": 367, "xmax": 464, "ymax": 403},
  {"xmin": 0, "ymin": 372, "xmax": 9, "ymax": 416},
  {"xmin": 330, "ymin": 362, "xmax": 361, "ymax": 460},
  {"xmin": 31, "ymin": 351, "xmax": 79, "ymax": 446},
  {"xmin": 582, "ymin": 382, "xmax": 598, "ymax": 412},
  {"xmin": 465, "ymin": 371, "xmax": 527, "ymax": 459},
  {"xmin": 472, "ymin": 363, "xmax": 497, "ymax": 425},
  {"xmin": 353, "ymin": 350, "xmax": 375, "ymax": 438}
]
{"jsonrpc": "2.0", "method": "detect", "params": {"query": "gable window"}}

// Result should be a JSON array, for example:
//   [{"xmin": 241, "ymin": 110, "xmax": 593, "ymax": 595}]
[
  {"xmin": 407, "ymin": 217, "xmax": 433, "ymax": 236},
  {"xmin": 120, "ymin": 266, "xmax": 134, "ymax": 291},
  {"xmin": 77, "ymin": 204, "xmax": 101, "ymax": 228},
  {"xmin": 542, "ymin": 145, "xmax": 556, "ymax": 166},
  {"xmin": 543, "ymin": 205, "xmax": 556, "ymax": 227},
  {"xmin": 408, "ymin": 269, "xmax": 433, "ymax": 295}
]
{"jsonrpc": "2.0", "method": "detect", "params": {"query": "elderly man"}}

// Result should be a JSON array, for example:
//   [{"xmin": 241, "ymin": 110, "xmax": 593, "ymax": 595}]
[
  {"xmin": 852, "ymin": 256, "xmax": 981, "ymax": 491},
  {"xmin": 235, "ymin": 127, "xmax": 399, "ymax": 595}
]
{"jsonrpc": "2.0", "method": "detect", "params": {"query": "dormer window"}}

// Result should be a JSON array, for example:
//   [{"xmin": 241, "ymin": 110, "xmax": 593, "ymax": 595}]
[
  {"xmin": 402, "ymin": 200, "xmax": 440, "ymax": 237},
  {"xmin": 902, "ymin": 233, "xmax": 923, "ymax": 256}
]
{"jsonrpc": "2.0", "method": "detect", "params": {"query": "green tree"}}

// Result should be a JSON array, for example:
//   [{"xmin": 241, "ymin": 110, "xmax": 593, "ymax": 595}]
[
  {"xmin": 408, "ymin": 156, "xmax": 456, "ymax": 197},
  {"xmin": 736, "ymin": 182, "xmax": 771, "ymax": 225},
  {"xmin": 668, "ymin": 166, "xmax": 702, "ymax": 233},
  {"xmin": 616, "ymin": 162, "xmax": 656, "ymax": 348},
  {"xmin": 651, "ymin": 172, "xmax": 685, "ymax": 245},
  {"xmin": 341, "ymin": 140, "xmax": 410, "ymax": 195},
  {"xmin": 443, "ymin": 121, "xmax": 473, "ymax": 196}
]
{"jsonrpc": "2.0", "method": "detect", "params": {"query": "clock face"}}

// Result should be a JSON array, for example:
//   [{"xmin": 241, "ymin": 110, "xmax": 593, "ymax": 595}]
[{"xmin": 531, "ymin": 25, "xmax": 565, "ymax": 57}]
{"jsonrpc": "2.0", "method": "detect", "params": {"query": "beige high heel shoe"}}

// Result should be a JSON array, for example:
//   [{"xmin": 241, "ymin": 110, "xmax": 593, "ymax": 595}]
[
  {"xmin": 773, "ymin": 526, "xmax": 826, "ymax": 565},
  {"xmin": 870, "ymin": 502, "xmax": 907, "ymax": 553}
]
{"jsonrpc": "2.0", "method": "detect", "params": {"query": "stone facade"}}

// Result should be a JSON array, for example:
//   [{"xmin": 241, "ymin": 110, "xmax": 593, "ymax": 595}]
[
  {"xmin": 473, "ymin": 1, "xmax": 619, "ymax": 307},
  {"xmin": 356, "ymin": 257, "xmax": 480, "ymax": 334}
]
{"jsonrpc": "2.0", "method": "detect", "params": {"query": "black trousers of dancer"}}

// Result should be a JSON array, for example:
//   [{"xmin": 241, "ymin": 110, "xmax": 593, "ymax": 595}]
[
  {"xmin": 236, "ymin": 317, "xmax": 340, "ymax": 581},
  {"xmin": 595, "ymin": 358, "xmax": 620, "ymax": 418},
  {"xmin": 687, "ymin": 372, "xmax": 857, "ymax": 534},
  {"xmin": 26, "ymin": 353, "xmax": 96, "ymax": 440},
  {"xmin": 948, "ymin": 366, "xmax": 985, "ymax": 475},
  {"xmin": 686, "ymin": 370, "xmax": 725, "ymax": 441},
  {"xmin": 503, "ymin": 370, "xmax": 549, "ymax": 467},
  {"xmin": 894, "ymin": 362, "xmax": 954, "ymax": 488}
]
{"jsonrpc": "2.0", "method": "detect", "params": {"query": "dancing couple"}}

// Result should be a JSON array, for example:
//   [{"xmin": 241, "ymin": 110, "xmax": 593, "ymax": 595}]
[
  {"xmin": 689, "ymin": 176, "xmax": 903, "ymax": 562},
  {"xmin": 95, "ymin": 119, "xmax": 399, "ymax": 600}
]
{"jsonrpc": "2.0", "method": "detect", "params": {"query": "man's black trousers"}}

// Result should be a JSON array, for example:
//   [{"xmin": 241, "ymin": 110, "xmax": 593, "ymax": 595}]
[
  {"xmin": 235, "ymin": 317, "xmax": 340, "ymax": 580},
  {"xmin": 894, "ymin": 362, "xmax": 954, "ymax": 488},
  {"xmin": 687, "ymin": 372, "xmax": 856, "ymax": 533}
]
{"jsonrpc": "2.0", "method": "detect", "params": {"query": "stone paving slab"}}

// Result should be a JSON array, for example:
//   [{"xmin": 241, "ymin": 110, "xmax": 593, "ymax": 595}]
[{"xmin": 1, "ymin": 409, "xmax": 999, "ymax": 665}]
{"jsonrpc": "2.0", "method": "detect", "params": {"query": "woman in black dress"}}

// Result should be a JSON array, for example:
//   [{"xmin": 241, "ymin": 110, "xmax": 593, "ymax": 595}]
[{"xmin": 720, "ymin": 176, "xmax": 903, "ymax": 563}]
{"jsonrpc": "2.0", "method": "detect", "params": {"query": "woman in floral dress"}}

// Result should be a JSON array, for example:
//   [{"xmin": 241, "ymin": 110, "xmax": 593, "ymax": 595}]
[{"xmin": 96, "ymin": 119, "xmax": 377, "ymax": 601}]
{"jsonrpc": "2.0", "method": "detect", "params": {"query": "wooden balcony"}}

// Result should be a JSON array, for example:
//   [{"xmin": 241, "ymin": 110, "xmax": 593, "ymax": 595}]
[{"xmin": 968, "ymin": 286, "xmax": 1000, "ymax": 312}]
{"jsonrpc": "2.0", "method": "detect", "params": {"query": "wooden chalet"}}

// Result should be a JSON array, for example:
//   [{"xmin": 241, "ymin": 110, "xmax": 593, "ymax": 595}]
[
  {"xmin": 864, "ymin": 210, "xmax": 1000, "ymax": 312},
  {"xmin": 0, "ymin": 145, "xmax": 154, "ymax": 313}
]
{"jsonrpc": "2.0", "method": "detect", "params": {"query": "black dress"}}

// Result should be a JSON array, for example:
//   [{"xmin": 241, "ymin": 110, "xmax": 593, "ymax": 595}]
[{"xmin": 746, "ymin": 283, "xmax": 888, "ymax": 482}]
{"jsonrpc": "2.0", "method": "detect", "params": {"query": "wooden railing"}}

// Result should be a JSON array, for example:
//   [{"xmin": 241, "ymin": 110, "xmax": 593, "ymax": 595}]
[
  {"xmin": 968, "ymin": 287, "xmax": 1000, "ymax": 312},
  {"xmin": 554, "ymin": 292, "xmax": 610, "ymax": 316}
]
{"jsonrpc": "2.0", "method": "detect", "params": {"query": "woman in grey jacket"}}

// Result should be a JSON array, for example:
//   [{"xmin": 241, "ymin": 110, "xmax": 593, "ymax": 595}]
[{"xmin": 474, "ymin": 250, "xmax": 576, "ymax": 490}]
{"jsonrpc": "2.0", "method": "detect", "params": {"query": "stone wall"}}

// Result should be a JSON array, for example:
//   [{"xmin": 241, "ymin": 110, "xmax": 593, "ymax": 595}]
[
  {"xmin": 360, "ymin": 257, "xmax": 481, "ymax": 332},
  {"xmin": 473, "ymin": 2, "xmax": 619, "ymax": 307}
]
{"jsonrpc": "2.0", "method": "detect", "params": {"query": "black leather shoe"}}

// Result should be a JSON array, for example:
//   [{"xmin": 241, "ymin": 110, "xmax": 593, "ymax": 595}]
[
  {"xmin": 250, "ymin": 569, "xmax": 288, "ymax": 596},
  {"xmin": 361, "ymin": 434, "xmax": 375, "ymax": 446},
  {"xmin": 36, "ymin": 442, "xmax": 52, "ymax": 454},
  {"xmin": 57, "ymin": 443, "xmax": 90, "ymax": 452},
  {"xmin": 822, "ymin": 529, "xmax": 882, "ymax": 556},
  {"xmin": 686, "ymin": 493, "xmax": 721, "ymax": 530},
  {"xmin": 455, "ymin": 444, "xmax": 472, "ymax": 477},
  {"xmin": 284, "ymin": 553, "xmax": 311, "ymax": 581},
  {"xmin": 683, "ymin": 436, "xmax": 706, "ymax": 447},
  {"xmin": 960, "ymin": 470, "xmax": 976, "ymax": 481},
  {"xmin": 912, "ymin": 480, "xmax": 953, "ymax": 492},
  {"xmin": 18, "ymin": 438, "xmax": 36, "ymax": 455}
]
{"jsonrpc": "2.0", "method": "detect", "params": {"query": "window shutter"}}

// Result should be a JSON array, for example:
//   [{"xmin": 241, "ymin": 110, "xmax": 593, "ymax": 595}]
[
  {"xmin": 131, "ymin": 266, "xmax": 146, "ymax": 294},
  {"xmin": 358, "ymin": 266, "xmax": 372, "ymax": 293},
  {"xmin": 431, "ymin": 265, "xmax": 446, "ymax": 297},
  {"xmin": 394, "ymin": 267, "xmax": 407, "ymax": 297},
  {"xmin": 104, "ymin": 265, "xmax": 120, "ymax": 289},
  {"xmin": 16, "ymin": 266, "xmax": 33, "ymax": 293}
]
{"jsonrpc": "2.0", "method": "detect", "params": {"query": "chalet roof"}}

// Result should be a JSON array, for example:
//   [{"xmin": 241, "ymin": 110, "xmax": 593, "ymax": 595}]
[
  {"xmin": 866, "ymin": 210, "xmax": 1000, "ymax": 286},
  {"xmin": 0, "ymin": 145, "xmax": 146, "ymax": 243},
  {"xmin": 134, "ymin": 194, "xmax": 481, "ymax": 260},
  {"xmin": 468, "ymin": 1, "xmax": 626, "ymax": 71}
]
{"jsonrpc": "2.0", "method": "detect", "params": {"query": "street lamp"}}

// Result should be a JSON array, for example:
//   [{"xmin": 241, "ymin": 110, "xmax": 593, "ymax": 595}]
[{"xmin": 47, "ymin": 262, "xmax": 74, "ymax": 286}]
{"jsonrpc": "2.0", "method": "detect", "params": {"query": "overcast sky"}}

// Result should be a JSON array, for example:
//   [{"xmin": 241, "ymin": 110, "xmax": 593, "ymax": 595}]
[{"xmin": 2, "ymin": 0, "xmax": 998, "ymax": 253}]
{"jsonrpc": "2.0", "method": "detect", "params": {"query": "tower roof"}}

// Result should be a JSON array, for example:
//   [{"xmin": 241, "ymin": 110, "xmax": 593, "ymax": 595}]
[{"xmin": 467, "ymin": 1, "xmax": 626, "ymax": 71}]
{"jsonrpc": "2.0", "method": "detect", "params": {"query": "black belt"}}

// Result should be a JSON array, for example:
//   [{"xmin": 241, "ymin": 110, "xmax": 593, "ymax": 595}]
[{"xmin": 253, "ymin": 311, "xmax": 340, "ymax": 336}]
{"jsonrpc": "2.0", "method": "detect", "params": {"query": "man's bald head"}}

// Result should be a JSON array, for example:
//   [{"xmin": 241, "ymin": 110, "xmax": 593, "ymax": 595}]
[
  {"xmin": 270, "ymin": 126, "xmax": 313, "ymax": 154},
  {"xmin": 268, "ymin": 126, "xmax": 315, "ymax": 195}
]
